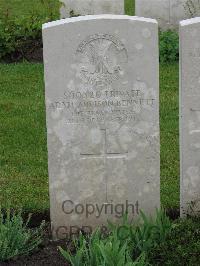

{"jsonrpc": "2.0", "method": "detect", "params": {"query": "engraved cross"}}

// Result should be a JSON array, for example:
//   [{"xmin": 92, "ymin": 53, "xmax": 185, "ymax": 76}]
[
  {"xmin": 80, "ymin": 128, "xmax": 128, "ymax": 202},
  {"xmin": 190, "ymin": 108, "xmax": 200, "ymax": 112},
  {"xmin": 80, "ymin": 128, "xmax": 128, "ymax": 160}
]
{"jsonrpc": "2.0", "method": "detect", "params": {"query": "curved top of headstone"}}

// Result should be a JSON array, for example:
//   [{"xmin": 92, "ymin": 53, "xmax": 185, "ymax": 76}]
[
  {"xmin": 43, "ymin": 15, "xmax": 158, "ymax": 30},
  {"xmin": 180, "ymin": 16, "xmax": 200, "ymax": 26}
]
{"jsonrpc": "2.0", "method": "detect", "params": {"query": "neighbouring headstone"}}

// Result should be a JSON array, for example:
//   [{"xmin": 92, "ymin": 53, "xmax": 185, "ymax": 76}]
[
  {"xmin": 136, "ymin": 0, "xmax": 170, "ymax": 30},
  {"xmin": 180, "ymin": 17, "xmax": 200, "ymax": 217},
  {"xmin": 135, "ymin": 0, "xmax": 200, "ymax": 30},
  {"xmin": 60, "ymin": 0, "xmax": 124, "ymax": 19},
  {"xmin": 43, "ymin": 15, "xmax": 160, "ymax": 240}
]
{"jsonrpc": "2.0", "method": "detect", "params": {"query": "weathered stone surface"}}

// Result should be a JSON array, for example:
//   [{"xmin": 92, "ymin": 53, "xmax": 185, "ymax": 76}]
[
  {"xmin": 135, "ymin": 0, "xmax": 170, "ymax": 30},
  {"xmin": 43, "ymin": 15, "xmax": 160, "ymax": 239},
  {"xmin": 170, "ymin": 0, "xmax": 188, "ymax": 27},
  {"xmin": 60, "ymin": 0, "xmax": 124, "ymax": 18},
  {"xmin": 135, "ymin": 0, "xmax": 200, "ymax": 30},
  {"xmin": 180, "ymin": 17, "xmax": 200, "ymax": 217}
]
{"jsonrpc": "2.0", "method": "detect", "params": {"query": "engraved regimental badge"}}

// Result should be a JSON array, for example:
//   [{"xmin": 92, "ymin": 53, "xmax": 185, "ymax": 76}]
[{"xmin": 76, "ymin": 34, "xmax": 128, "ymax": 86}]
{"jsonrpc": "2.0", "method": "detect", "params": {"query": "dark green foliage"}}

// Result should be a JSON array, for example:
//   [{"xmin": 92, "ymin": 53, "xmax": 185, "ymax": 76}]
[
  {"xmin": 149, "ymin": 217, "xmax": 200, "ymax": 265},
  {"xmin": 0, "ymin": 0, "xmax": 60, "ymax": 61},
  {"xmin": 0, "ymin": 207, "xmax": 44, "ymax": 262},
  {"xmin": 0, "ymin": 14, "xmax": 44, "ymax": 60},
  {"xmin": 59, "ymin": 210, "xmax": 172, "ymax": 266},
  {"xmin": 130, "ymin": 210, "xmax": 172, "ymax": 257},
  {"xmin": 159, "ymin": 30, "xmax": 179, "ymax": 63},
  {"xmin": 60, "ymin": 212, "xmax": 200, "ymax": 265},
  {"xmin": 60, "ymin": 231, "xmax": 145, "ymax": 266}
]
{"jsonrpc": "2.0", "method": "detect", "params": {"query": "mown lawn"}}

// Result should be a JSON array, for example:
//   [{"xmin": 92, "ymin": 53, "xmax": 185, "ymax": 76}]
[
  {"xmin": 0, "ymin": 63, "xmax": 179, "ymax": 211},
  {"xmin": 0, "ymin": 64, "xmax": 48, "ymax": 211}
]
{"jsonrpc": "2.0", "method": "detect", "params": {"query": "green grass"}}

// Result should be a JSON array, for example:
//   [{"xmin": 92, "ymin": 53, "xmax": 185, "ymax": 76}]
[
  {"xmin": 0, "ymin": 63, "xmax": 48, "ymax": 211},
  {"xmin": 0, "ymin": 0, "xmax": 60, "ymax": 19},
  {"xmin": 0, "ymin": 63, "xmax": 179, "ymax": 211},
  {"xmin": 160, "ymin": 64, "xmax": 179, "ymax": 209},
  {"xmin": 0, "ymin": 0, "xmax": 135, "ymax": 19},
  {"xmin": 125, "ymin": 0, "xmax": 135, "ymax": 15}
]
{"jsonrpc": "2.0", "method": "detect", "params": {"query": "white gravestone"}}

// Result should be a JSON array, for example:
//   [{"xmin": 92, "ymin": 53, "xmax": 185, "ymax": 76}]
[
  {"xmin": 136, "ymin": 0, "xmax": 200, "ymax": 30},
  {"xmin": 136, "ymin": 0, "xmax": 170, "ymax": 30},
  {"xmin": 180, "ymin": 17, "xmax": 200, "ymax": 217},
  {"xmin": 43, "ymin": 15, "xmax": 160, "ymax": 240},
  {"xmin": 60, "ymin": 0, "xmax": 124, "ymax": 18}
]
